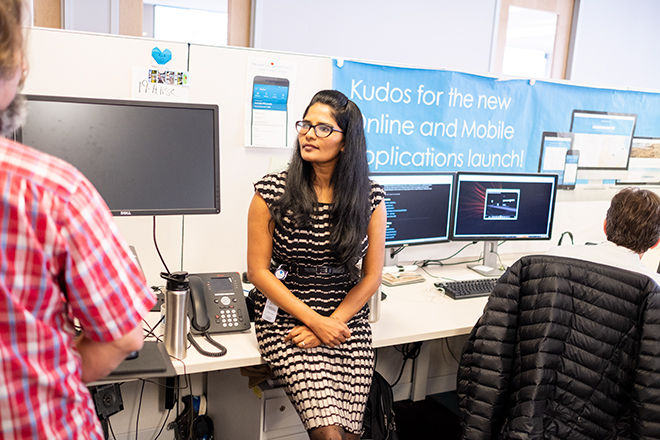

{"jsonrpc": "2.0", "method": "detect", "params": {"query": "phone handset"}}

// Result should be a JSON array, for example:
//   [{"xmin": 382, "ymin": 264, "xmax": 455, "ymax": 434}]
[
  {"xmin": 187, "ymin": 275, "xmax": 227, "ymax": 357},
  {"xmin": 188, "ymin": 275, "xmax": 210, "ymax": 332}
]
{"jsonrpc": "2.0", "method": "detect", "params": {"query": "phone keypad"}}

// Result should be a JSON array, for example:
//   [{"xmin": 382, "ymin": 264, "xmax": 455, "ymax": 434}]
[{"xmin": 214, "ymin": 297, "xmax": 245, "ymax": 328}]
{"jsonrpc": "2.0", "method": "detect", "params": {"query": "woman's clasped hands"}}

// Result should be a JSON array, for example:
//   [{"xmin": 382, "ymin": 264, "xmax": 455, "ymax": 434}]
[{"xmin": 285, "ymin": 315, "xmax": 351, "ymax": 349}]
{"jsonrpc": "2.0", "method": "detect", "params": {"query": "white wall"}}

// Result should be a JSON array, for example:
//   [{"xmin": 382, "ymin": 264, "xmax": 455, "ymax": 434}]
[
  {"xmin": 568, "ymin": 0, "xmax": 660, "ymax": 91},
  {"xmin": 253, "ymin": 0, "xmax": 498, "ymax": 73}
]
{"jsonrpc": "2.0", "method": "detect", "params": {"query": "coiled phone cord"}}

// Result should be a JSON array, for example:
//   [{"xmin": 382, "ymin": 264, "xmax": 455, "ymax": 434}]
[{"xmin": 188, "ymin": 332, "xmax": 227, "ymax": 357}]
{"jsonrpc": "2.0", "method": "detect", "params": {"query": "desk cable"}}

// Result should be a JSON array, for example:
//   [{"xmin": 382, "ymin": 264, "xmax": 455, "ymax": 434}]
[
  {"xmin": 136, "ymin": 311, "xmax": 194, "ymax": 439},
  {"xmin": 417, "ymin": 241, "xmax": 478, "ymax": 268},
  {"xmin": 558, "ymin": 231, "xmax": 574, "ymax": 246},
  {"xmin": 142, "ymin": 371, "xmax": 190, "ymax": 440},
  {"xmin": 187, "ymin": 332, "xmax": 227, "ymax": 357},
  {"xmin": 103, "ymin": 378, "xmax": 178, "ymax": 440},
  {"xmin": 391, "ymin": 342, "xmax": 423, "ymax": 387},
  {"xmin": 444, "ymin": 339, "xmax": 460, "ymax": 364},
  {"xmin": 142, "ymin": 316, "xmax": 164, "ymax": 341},
  {"xmin": 165, "ymin": 356, "xmax": 194, "ymax": 440},
  {"xmin": 152, "ymin": 406, "xmax": 172, "ymax": 440},
  {"xmin": 106, "ymin": 416, "xmax": 118, "ymax": 440},
  {"xmin": 389, "ymin": 244, "xmax": 408, "ymax": 259},
  {"xmin": 134, "ymin": 380, "xmax": 146, "ymax": 440},
  {"xmin": 132, "ymin": 322, "xmax": 191, "ymax": 440},
  {"xmin": 153, "ymin": 214, "xmax": 227, "ymax": 360}
]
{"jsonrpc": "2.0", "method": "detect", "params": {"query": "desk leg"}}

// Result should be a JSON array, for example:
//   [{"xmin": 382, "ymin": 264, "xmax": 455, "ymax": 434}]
[{"xmin": 411, "ymin": 342, "xmax": 431, "ymax": 402}]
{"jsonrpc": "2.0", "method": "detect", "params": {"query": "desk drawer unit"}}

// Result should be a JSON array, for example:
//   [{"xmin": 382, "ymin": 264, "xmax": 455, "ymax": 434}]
[{"xmin": 262, "ymin": 387, "xmax": 306, "ymax": 439}]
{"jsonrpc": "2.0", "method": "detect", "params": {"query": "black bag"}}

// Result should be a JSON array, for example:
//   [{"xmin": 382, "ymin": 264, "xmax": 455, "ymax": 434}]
[{"xmin": 362, "ymin": 370, "xmax": 397, "ymax": 440}]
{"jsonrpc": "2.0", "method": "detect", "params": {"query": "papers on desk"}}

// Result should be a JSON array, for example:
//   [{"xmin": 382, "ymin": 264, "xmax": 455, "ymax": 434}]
[{"xmin": 382, "ymin": 272, "xmax": 425, "ymax": 287}]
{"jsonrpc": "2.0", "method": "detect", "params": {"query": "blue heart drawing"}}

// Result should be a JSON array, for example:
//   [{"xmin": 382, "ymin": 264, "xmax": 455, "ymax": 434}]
[{"xmin": 151, "ymin": 47, "xmax": 172, "ymax": 65}]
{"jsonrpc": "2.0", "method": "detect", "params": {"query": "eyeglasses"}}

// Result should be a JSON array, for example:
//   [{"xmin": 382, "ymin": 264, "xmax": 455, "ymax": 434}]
[{"xmin": 295, "ymin": 121, "xmax": 344, "ymax": 138}]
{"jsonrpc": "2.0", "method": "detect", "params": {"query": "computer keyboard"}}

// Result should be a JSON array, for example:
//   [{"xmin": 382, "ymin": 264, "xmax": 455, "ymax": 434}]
[{"xmin": 435, "ymin": 278, "xmax": 498, "ymax": 300}]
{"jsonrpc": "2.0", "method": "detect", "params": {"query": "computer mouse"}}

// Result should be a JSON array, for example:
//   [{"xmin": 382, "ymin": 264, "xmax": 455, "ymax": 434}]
[{"xmin": 125, "ymin": 350, "xmax": 139, "ymax": 360}]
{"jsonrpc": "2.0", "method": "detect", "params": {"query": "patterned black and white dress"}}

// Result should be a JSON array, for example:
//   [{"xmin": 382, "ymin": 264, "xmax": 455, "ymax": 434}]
[{"xmin": 253, "ymin": 170, "xmax": 384, "ymax": 434}]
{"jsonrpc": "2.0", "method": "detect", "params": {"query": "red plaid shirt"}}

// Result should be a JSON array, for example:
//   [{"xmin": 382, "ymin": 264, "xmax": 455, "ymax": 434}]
[{"xmin": 0, "ymin": 137, "xmax": 155, "ymax": 439}]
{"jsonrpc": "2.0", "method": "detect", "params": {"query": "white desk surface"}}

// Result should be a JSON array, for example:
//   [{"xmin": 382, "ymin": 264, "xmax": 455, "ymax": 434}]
[{"xmin": 166, "ymin": 258, "xmax": 509, "ymax": 376}]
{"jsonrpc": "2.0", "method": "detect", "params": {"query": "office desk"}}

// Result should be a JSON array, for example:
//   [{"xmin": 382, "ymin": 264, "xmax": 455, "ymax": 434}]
[
  {"xmin": 161, "ymin": 259, "xmax": 499, "ymax": 403},
  {"xmin": 170, "ymin": 278, "xmax": 487, "ymax": 364},
  {"xmin": 168, "ymin": 327, "xmax": 262, "ymax": 375},
  {"xmin": 374, "ymin": 264, "xmax": 492, "ymax": 400},
  {"xmin": 171, "ymin": 283, "xmax": 486, "ymax": 374},
  {"xmin": 114, "ymin": 262, "xmax": 502, "ymax": 440},
  {"xmin": 373, "ymin": 278, "xmax": 488, "ymax": 347}
]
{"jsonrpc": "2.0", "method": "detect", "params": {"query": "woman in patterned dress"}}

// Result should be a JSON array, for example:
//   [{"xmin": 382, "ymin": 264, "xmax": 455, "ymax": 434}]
[{"xmin": 247, "ymin": 90, "xmax": 386, "ymax": 440}]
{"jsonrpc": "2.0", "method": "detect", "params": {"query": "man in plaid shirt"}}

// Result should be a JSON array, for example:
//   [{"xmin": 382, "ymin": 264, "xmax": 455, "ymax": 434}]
[{"xmin": 0, "ymin": 1, "xmax": 156, "ymax": 438}]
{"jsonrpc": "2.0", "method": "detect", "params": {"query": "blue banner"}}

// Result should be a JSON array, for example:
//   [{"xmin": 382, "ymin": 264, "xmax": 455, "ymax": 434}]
[{"xmin": 332, "ymin": 60, "xmax": 660, "ymax": 173}]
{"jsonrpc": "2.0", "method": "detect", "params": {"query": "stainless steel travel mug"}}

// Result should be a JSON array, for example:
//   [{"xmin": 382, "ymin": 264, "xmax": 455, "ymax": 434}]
[
  {"xmin": 162, "ymin": 271, "xmax": 189, "ymax": 359},
  {"xmin": 368, "ymin": 289, "xmax": 381, "ymax": 323}
]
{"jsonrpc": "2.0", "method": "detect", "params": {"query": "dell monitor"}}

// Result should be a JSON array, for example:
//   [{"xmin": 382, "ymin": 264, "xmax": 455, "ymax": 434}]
[
  {"xmin": 15, "ymin": 95, "xmax": 220, "ymax": 216},
  {"xmin": 370, "ymin": 173, "xmax": 454, "ymax": 264},
  {"xmin": 451, "ymin": 172, "xmax": 558, "ymax": 276}
]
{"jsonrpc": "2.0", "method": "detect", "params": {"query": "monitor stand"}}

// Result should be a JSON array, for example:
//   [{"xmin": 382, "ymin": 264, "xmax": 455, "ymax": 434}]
[
  {"xmin": 384, "ymin": 244, "xmax": 409, "ymax": 268},
  {"xmin": 468, "ymin": 241, "xmax": 505, "ymax": 277}
]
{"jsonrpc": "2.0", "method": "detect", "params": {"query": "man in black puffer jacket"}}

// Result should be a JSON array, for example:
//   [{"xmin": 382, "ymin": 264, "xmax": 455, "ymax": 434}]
[{"xmin": 457, "ymin": 187, "xmax": 660, "ymax": 439}]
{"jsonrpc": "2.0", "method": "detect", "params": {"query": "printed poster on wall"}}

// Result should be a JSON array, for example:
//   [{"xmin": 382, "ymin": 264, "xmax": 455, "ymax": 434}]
[
  {"xmin": 244, "ymin": 58, "xmax": 297, "ymax": 148},
  {"xmin": 333, "ymin": 60, "xmax": 660, "ymax": 183}
]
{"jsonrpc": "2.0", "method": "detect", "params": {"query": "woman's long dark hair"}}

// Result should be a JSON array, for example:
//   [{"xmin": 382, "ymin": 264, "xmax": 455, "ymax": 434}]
[{"xmin": 272, "ymin": 90, "xmax": 371, "ymax": 274}]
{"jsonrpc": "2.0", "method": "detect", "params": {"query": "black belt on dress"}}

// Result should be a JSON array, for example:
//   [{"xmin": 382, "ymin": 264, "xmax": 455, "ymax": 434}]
[{"xmin": 274, "ymin": 263, "xmax": 346, "ymax": 276}]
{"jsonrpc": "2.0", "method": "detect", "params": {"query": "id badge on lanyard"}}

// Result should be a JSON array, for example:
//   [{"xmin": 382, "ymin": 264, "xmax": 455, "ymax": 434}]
[{"xmin": 262, "ymin": 265, "xmax": 288, "ymax": 323}]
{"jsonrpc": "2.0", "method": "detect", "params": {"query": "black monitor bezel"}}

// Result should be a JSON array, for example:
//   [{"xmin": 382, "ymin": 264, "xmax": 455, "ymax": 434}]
[
  {"xmin": 15, "ymin": 94, "xmax": 221, "ymax": 217},
  {"xmin": 370, "ymin": 171, "xmax": 455, "ymax": 248},
  {"xmin": 569, "ymin": 109, "xmax": 637, "ymax": 171},
  {"xmin": 450, "ymin": 171, "xmax": 558, "ymax": 241}
]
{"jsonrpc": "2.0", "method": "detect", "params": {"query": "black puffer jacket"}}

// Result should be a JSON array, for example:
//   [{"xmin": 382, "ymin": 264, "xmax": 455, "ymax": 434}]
[{"xmin": 457, "ymin": 255, "xmax": 660, "ymax": 440}]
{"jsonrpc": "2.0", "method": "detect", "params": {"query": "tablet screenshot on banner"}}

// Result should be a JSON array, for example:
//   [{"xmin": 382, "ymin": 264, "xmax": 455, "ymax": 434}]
[{"xmin": 538, "ymin": 131, "xmax": 573, "ymax": 185}]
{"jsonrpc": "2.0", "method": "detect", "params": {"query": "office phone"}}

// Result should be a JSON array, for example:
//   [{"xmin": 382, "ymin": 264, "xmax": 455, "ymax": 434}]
[{"xmin": 188, "ymin": 272, "xmax": 251, "ymax": 334}]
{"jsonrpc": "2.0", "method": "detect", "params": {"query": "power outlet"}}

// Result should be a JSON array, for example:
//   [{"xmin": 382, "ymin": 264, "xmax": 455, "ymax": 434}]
[{"xmin": 91, "ymin": 383, "xmax": 124, "ymax": 419}]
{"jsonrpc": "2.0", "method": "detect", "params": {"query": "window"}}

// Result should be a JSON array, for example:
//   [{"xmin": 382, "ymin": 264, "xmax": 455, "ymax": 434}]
[
  {"xmin": 493, "ymin": 0, "xmax": 574, "ymax": 79},
  {"xmin": 153, "ymin": 5, "xmax": 228, "ymax": 46}
]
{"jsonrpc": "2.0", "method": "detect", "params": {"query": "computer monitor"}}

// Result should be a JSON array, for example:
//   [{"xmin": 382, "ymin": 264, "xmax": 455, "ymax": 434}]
[
  {"xmin": 15, "ymin": 95, "xmax": 220, "ymax": 216},
  {"xmin": 616, "ymin": 136, "xmax": 660, "ymax": 184},
  {"xmin": 570, "ymin": 110, "xmax": 637, "ymax": 180},
  {"xmin": 451, "ymin": 172, "xmax": 558, "ymax": 276},
  {"xmin": 370, "ymin": 173, "xmax": 454, "ymax": 264}
]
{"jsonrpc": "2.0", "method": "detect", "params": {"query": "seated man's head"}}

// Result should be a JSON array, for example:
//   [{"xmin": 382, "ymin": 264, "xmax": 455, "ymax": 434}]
[{"xmin": 605, "ymin": 187, "xmax": 660, "ymax": 254}]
